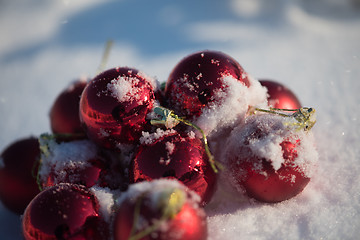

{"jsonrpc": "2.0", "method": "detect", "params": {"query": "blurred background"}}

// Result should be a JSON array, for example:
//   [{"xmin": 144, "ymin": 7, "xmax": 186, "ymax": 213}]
[{"xmin": 1, "ymin": 0, "xmax": 360, "ymax": 239}]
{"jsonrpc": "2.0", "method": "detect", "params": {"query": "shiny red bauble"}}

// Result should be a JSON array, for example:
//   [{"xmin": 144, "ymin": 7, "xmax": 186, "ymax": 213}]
[
  {"xmin": 50, "ymin": 79, "xmax": 87, "ymax": 134},
  {"xmin": 38, "ymin": 138, "xmax": 126, "ymax": 190},
  {"xmin": 40, "ymin": 154, "xmax": 107, "ymax": 190},
  {"xmin": 0, "ymin": 137, "xmax": 40, "ymax": 215},
  {"xmin": 113, "ymin": 179, "xmax": 207, "ymax": 240},
  {"xmin": 130, "ymin": 129, "xmax": 217, "ymax": 205},
  {"xmin": 79, "ymin": 67, "xmax": 156, "ymax": 149},
  {"xmin": 260, "ymin": 80, "xmax": 302, "ymax": 109},
  {"xmin": 225, "ymin": 114, "xmax": 312, "ymax": 203},
  {"xmin": 22, "ymin": 183, "xmax": 108, "ymax": 240},
  {"xmin": 165, "ymin": 50, "xmax": 250, "ymax": 119}
]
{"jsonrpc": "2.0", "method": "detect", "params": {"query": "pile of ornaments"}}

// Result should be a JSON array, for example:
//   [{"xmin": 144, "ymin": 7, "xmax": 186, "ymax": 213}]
[{"xmin": 0, "ymin": 50, "xmax": 318, "ymax": 240}]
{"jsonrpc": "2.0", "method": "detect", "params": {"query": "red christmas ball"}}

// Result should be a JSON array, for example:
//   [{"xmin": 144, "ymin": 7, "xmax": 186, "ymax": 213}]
[
  {"xmin": 22, "ymin": 183, "xmax": 108, "ymax": 240},
  {"xmin": 129, "ymin": 129, "xmax": 217, "ymax": 205},
  {"xmin": 38, "ymin": 138, "xmax": 126, "ymax": 190},
  {"xmin": 79, "ymin": 67, "xmax": 156, "ymax": 149},
  {"xmin": 113, "ymin": 179, "xmax": 207, "ymax": 240},
  {"xmin": 50, "ymin": 78, "xmax": 87, "ymax": 134},
  {"xmin": 0, "ymin": 137, "xmax": 40, "ymax": 215},
  {"xmin": 43, "ymin": 161, "xmax": 103, "ymax": 189},
  {"xmin": 260, "ymin": 80, "xmax": 302, "ymax": 109},
  {"xmin": 165, "ymin": 50, "xmax": 250, "ymax": 119},
  {"xmin": 224, "ymin": 114, "xmax": 316, "ymax": 203}
]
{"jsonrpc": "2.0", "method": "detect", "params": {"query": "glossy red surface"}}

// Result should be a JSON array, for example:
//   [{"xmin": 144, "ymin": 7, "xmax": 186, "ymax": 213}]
[
  {"xmin": 260, "ymin": 80, "xmax": 302, "ymax": 109},
  {"xmin": 22, "ymin": 183, "xmax": 108, "ymax": 240},
  {"xmin": 228, "ymin": 127, "xmax": 310, "ymax": 203},
  {"xmin": 79, "ymin": 67, "xmax": 155, "ymax": 149},
  {"xmin": 0, "ymin": 137, "xmax": 40, "ymax": 215},
  {"xmin": 234, "ymin": 142, "xmax": 309, "ymax": 203},
  {"xmin": 130, "ymin": 131, "xmax": 217, "ymax": 205},
  {"xmin": 113, "ymin": 188, "xmax": 207, "ymax": 240},
  {"xmin": 50, "ymin": 79, "xmax": 87, "ymax": 134},
  {"xmin": 165, "ymin": 50, "xmax": 250, "ymax": 119},
  {"xmin": 42, "ymin": 158, "xmax": 105, "ymax": 189}
]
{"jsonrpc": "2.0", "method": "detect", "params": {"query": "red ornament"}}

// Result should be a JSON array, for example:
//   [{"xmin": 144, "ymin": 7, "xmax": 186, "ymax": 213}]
[
  {"xmin": 50, "ymin": 78, "xmax": 88, "ymax": 134},
  {"xmin": 38, "ymin": 138, "xmax": 126, "ymax": 190},
  {"xmin": 22, "ymin": 183, "xmax": 108, "ymax": 240},
  {"xmin": 113, "ymin": 179, "xmax": 207, "ymax": 240},
  {"xmin": 0, "ymin": 137, "xmax": 40, "ymax": 215},
  {"xmin": 40, "ymin": 156, "xmax": 106, "ymax": 190},
  {"xmin": 225, "ymin": 114, "xmax": 314, "ymax": 203},
  {"xmin": 260, "ymin": 80, "xmax": 302, "ymax": 109},
  {"xmin": 79, "ymin": 67, "xmax": 156, "ymax": 149},
  {"xmin": 165, "ymin": 50, "xmax": 250, "ymax": 119},
  {"xmin": 129, "ymin": 129, "xmax": 217, "ymax": 205}
]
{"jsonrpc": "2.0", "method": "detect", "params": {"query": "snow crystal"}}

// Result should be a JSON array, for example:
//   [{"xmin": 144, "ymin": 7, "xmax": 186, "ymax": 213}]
[
  {"xmin": 165, "ymin": 141, "xmax": 175, "ymax": 155},
  {"xmin": 107, "ymin": 76, "xmax": 138, "ymax": 102},
  {"xmin": 187, "ymin": 130, "xmax": 196, "ymax": 139},
  {"xmin": 157, "ymin": 141, "xmax": 176, "ymax": 166},
  {"xmin": 211, "ymin": 58, "xmax": 220, "ymax": 66},
  {"xmin": 140, "ymin": 128, "xmax": 176, "ymax": 145},
  {"xmin": 98, "ymin": 128, "xmax": 110, "ymax": 137},
  {"xmin": 90, "ymin": 186, "xmax": 116, "ymax": 223},
  {"xmin": 106, "ymin": 71, "xmax": 158, "ymax": 104},
  {"xmin": 159, "ymin": 157, "xmax": 171, "ymax": 166}
]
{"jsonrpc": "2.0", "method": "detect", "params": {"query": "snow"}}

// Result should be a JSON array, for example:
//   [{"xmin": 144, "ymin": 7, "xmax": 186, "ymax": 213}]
[
  {"xmin": 90, "ymin": 186, "xmax": 116, "ymax": 223},
  {"xmin": 222, "ymin": 113, "xmax": 318, "ymax": 175},
  {"xmin": 140, "ymin": 128, "xmax": 176, "ymax": 145},
  {"xmin": 113, "ymin": 179, "xmax": 204, "ymax": 239},
  {"xmin": 114, "ymin": 179, "xmax": 201, "ymax": 211},
  {"xmin": 195, "ymin": 74, "xmax": 268, "ymax": 136},
  {"xmin": 38, "ymin": 138, "xmax": 98, "ymax": 185},
  {"xmin": 106, "ymin": 72, "xmax": 156, "ymax": 103},
  {"xmin": 1, "ymin": 0, "xmax": 360, "ymax": 239},
  {"xmin": 107, "ymin": 77, "xmax": 136, "ymax": 102}
]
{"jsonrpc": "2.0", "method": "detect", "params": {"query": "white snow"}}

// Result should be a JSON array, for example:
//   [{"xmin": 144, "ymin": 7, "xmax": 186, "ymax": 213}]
[
  {"xmin": 222, "ymin": 113, "xmax": 318, "ymax": 175},
  {"xmin": 165, "ymin": 141, "xmax": 176, "ymax": 155},
  {"xmin": 140, "ymin": 128, "xmax": 176, "ymax": 145},
  {"xmin": 105, "ymin": 70, "xmax": 158, "ymax": 104},
  {"xmin": 114, "ymin": 178, "xmax": 201, "ymax": 210},
  {"xmin": 0, "ymin": 0, "xmax": 360, "ymax": 240},
  {"xmin": 38, "ymin": 138, "xmax": 98, "ymax": 184},
  {"xmin": 195, "ymin": 74, "xmax": 268, "ymax": 136},
  {"xmin": 107, "ymin": 77, "xmax": 136, "ymax": 102},
  {"xmin": 90, "ymin": 186, "xmax": 116, "ymax": 223},
  {"xmin": 113, "ymin": 179, "xmax": 204, "ymax": 239}
]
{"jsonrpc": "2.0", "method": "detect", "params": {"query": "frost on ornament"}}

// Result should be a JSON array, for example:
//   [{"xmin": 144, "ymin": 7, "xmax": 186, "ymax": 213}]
[
  {"xmin": 22, "ymin": 183, "xmax": 109, "ymax": 240},
  {"xmin": 37, "ymin": 136, "xmax": 109, "ymax": 189},
  {"xmin": 113, "ymin": 179, "xmax": 207, "ymax": 240},
  {"xmin": 164, "ymin": 50, "xmax": 268, "ymax": 138},
  {"xmin": 131, "ymin": 128, "xmax": 217, "ymax": 205},
  {"xmin": 79, "ymin": 67, "xmax": 157, "ymax": 148},
  {"xmin": 107, "ymin": 76, "xmax": 141, "ymax": 103},
  {"xmin": 90, "ymin": 186, "xmax": 117, "ymax": 224},
  {"xmin": 194, "ymin": 75, "xmax": 268, "ymax": 137},
  {"xmin": 222, "ymin": 113, "xmax": 318, "ymax": 203},
  {"xmin": 140, "ymin": 128, "xmax": 177, "ymax": 145}
]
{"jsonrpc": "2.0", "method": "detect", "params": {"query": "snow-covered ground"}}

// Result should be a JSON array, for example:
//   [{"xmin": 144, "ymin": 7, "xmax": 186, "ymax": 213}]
[{"xmin": 1, "ymin": 0, "xmax": 359, "ymax": 239}]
